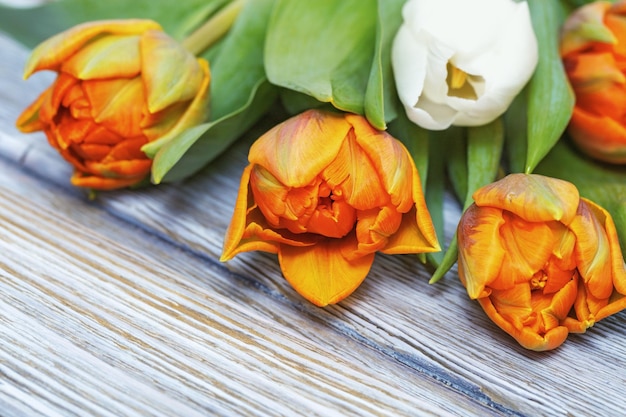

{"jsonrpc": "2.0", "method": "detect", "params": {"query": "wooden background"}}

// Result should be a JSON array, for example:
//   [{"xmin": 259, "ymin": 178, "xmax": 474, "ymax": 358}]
[{"xmin": 1, "ymin": 29, "xmax": 625, "ymax": 417}]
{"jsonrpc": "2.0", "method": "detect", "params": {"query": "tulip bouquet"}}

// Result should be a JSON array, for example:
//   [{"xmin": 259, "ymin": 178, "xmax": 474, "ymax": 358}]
[{"xmin": 4, "ymin": 0, "xmax": 626, "ymax": 351}]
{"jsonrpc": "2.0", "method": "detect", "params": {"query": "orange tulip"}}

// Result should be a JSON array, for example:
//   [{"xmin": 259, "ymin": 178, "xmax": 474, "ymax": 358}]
[
  {"xmin": 221, "ymin": 109, "xmax": 440, "ymax": 306},
  {"xmin": 561, "ymin": 1, "xmax": 626, "ymax": 164},
  {"xmin": 16, "ymin": 19, "xmax": 211, "ymax": 190},
  {"xmin": 457, "ymin": 174, "xmax": 626, "ymax": 351}
]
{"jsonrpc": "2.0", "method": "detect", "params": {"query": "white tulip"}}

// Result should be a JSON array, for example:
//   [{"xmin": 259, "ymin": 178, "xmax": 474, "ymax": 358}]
[{"xmin": 392, "ymin": 0, "xmax": 538, "ymax": 130}]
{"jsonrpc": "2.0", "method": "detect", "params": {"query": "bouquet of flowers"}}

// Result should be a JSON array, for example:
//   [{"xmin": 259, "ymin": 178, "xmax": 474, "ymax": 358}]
[{"xmin": 3, "ymin": 0, "xmax": 626, "ymax": 351}]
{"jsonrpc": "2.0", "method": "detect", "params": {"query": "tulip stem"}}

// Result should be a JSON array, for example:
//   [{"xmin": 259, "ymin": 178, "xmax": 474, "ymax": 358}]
[{"xmin": 182, "ymin": 0, "xmax": 245, "ymax": 56}]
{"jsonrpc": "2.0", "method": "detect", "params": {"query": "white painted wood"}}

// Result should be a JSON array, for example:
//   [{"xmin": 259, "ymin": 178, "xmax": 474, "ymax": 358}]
[{"xmin": 1, "ymin": 29, "xmax": 626, "ymax": 417}]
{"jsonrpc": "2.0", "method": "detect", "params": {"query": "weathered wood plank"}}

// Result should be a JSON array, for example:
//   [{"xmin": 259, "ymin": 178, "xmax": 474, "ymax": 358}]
[
  {"xmin": 2, "ymin": 29, "xmax": 626, "ymax": 417},
  {"xmin": 0, "ymin": 167, "xmax": 503, "ymax": 417}
]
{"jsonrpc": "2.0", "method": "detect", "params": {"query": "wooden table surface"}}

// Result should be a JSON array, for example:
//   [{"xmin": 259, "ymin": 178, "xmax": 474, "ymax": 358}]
[{"xmin": 1, "ymin": 30, "xmax": 626, "ymax": 417}]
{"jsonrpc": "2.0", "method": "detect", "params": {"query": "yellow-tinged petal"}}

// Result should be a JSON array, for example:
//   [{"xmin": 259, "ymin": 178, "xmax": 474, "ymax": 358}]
[
  {"xmin": 380, "ymin": 206, "xmax": 440, "ymax": 255},
  {"xmin": 248, "ymin": 110, "xmax": 351, "ymax": 187},
  {"xmin": 142, "ymin": 58, "xmax": 211, "ymax": 155},
  {"xmin": 221, "ymin": 166, "xmax": 318, "ymax": 261},
  {"xmin": 61, "ymin": 35, "xmax": 141, "ymax": 80},
  {"xmin": 24, "ymin": 19, "xmax": 162, "ymax": 78},
  {"xmin": 560, "ymin": 1, "xmax": 615, "ymax": 58},
  {"xmin": 457, "ymin": 204, "xmax": 506, "ymax": 298},
  {"xmin": 478, "ymin": 292, "xmax": 570, "ymax": 351},
  {"xmin": 473, "ymin": 174, "xmax": 580, "ymax": 224},
  {"xmin": 250, "ymin": 165, "xmax": 292, "ymax": 226},
  {"xmin": 353, "ymin": 206, "xmax": 402, "ymax": 256},
  {"xmin": 498, "ymin": 213, "xmax": 565, "ymax": 286},
  {"xmin": 322, "ymin": 129, "xmax": 388, "ymax": 210},
  {"xmin": 278, "ymin": 237, "xmax": 375, "ymax": 306},
  {"xmin": 16, "ymin": 89, "xmax": 49, "ymax": 132},
  {"xmin": 348, "ymin": 114, "xmax": 416, "ymax": 213},
  {"xmin": 141, "ymin": 30, "xmax": 205, "ymax": 113},
  {"xmin": 581, "ymin": 198, "xmax": 626, "ymax": 296},
  {"xmin": 570, "ymin": 200, "xmax": 614, "ymax": 300}
]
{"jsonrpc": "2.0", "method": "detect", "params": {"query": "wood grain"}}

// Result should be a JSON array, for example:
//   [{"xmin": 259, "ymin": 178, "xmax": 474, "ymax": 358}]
[{"xmin": 1, "ymin": 29, "xmax": 626, "ymax": 417}]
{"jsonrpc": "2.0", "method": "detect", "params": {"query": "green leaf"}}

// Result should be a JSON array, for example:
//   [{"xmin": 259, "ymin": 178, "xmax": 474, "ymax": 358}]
[
  {"xmin": 388, "ymin": 112, "xmax": 429, "ymax": 191},
  {"xmin": 430, "ymin": 119, "xmax": 504, "ymax": 283},
  {"xmin": 536, "ymin": 140, "xmax": 626, "ymax": 251},
  {"xmin": 0, "ymin": 0, "xmax": 229, "ymax": 47},
  {"xmin": 503, "ymin": 87, "xmax": 528, "ymax": 174},
  {"xmin": 148, "ymin": 0, "xmax": 279, "ymax": 182},
  {"xmin": 423, "ymin": 135, "xmax": 446, "ymax": 267},
  {"xmin": 525, "ymin": 0, "xmax": 575, "ymax": 173},
  {"xmin": 443, "ymin": 127, "xmax": 467, "ymax": 203},
  {"xmin": 363, "ymin": 0, "xmax": 405, "ymax": 129},
  {"xmin": 265, "ymin": 0, "xmax": 377, "ymax": 121},
  {"xmin": 278, "ymin": 88, "xmax": 329, "ymax": 116}
]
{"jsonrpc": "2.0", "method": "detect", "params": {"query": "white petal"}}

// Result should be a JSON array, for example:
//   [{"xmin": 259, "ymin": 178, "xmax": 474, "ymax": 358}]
[
  {"xmin": 391, "ymin": 25, "xmax": 428, "ymax": 114},
  {"xmin": 392, "ymin": 0, "xmax": 538, "ymax": 129}
]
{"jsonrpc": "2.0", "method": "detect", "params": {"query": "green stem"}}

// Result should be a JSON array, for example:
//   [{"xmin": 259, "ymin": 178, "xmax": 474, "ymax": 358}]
[{"xmin": 182, "ymin": 0, "xmax": 246, "ymax": 55}]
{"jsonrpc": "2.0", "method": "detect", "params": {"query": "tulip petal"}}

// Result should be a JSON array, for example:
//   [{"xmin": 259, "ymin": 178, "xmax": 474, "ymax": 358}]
[
  {"xmin": 61, "ymin": 35, "xmax": 142, "ymax": 80},
  {"xmin": 457, "ymin": 204, "xmax": 506, "ymax": 299},
  {"xmin": 24, "ymin": 19, "xmax": 162, "ymax": 78},
  {"xmin": 249, "ymin": 110, "xmax": 351, "ymax": 187},
  {"xmin": 479, "ymin": 283, "xmax": 572, "ymax": 351},
  {"xmin": 498, "ymin": 212, "xmax": 564, "ymax": 284},
  {"xmin": 568, "ymin": 107, "xmax": 626, "ymax": 164},
  {"xmin": 141, "ymin": 30, "xmax": 205, "ymax": 113},
  {"xmin": 473, "ymin": 173, "xmax": 580, "ymax": 224},
  {"xmin": 570, "ymin": 200, "xmax": 614, "ymax": 300},
  {"xmin": 279, "ymin": 237, "xmax": 375, "ymax": 306},
  {"xmin": 142, "ymin": 59, "xmax": 211, "ymax": 151},
  {"xmin": 560, "ymin": 1, "xmax": 614, "ymax": 57},
  {"xmin": 16, "ymin": 89, "xmax": 49, "ymax": 133},
  {"xmin": 322, "ymin": 129, "xmax": 388, "ymax": 210},
  {"xmin": 348, "ymin": 114, "xmax": 415, "ymax": 212},
  {"xmin": 70, "ymin": 172, "xmax": 147, "ymax": 191},
  {"xmin": 381, "ymin": 206, "xmax": 440, "ymax": 255},
  {"xmin": 221, "ymin": 166, "xmax": 318, "ymax": 261},
  {"xmin": 83, "ymin": 78, "xmax": 146, "ymax": 139}
]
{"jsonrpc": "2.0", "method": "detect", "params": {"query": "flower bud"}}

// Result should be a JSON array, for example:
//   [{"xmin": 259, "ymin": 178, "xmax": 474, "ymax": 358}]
[
  {"xmin": 561, "ymin": 1, "xmax": 626, "ymax": 164},
  {"xmin": 16, "ymin": 19, "xmax": 211, "ymax": 190},
  {"xmin": 221, "ymin": 109, "xmax": 440, "ymax": 306},
  {"xmin": 457, "ymin": 174, "xmax": 626, "ymax": 350},
  {"xmin": 391, "ymin": 0, "xmax": 538, "ymax": 130}
]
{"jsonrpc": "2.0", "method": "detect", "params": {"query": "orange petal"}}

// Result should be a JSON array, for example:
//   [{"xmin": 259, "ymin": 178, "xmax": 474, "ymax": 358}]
[
  {"xmin": 24, "ymin": 19, "xmax": 162, "ymax": 78},
  {"xmin": 221, "ymin": 166, "xmax": 317, "ymax": 261},
  {"xmin": 250, "ymin": 164, "xmax": 293, "ymax": 226},
  {"xmin": 61, "ymin": 34, "xmax": 141, "ymax": 80},
  {"xmin": 347, "ymin": 114, "xmax": 415, "ymax": 212},
  {"xmin": 87, "ymin": 158, "xmax": 152, "ymax": 178},
  {"xmin": 278, "ymin": 237, "xmax": 375, "ymax": 306},
  {"xmin": 565, "ymin": 53, "xmax": 625, "ymax": 94},
  {"xmin": 478, "ymin": 293, "xmax": 570, "ymax": 351},
  {"xmin": 568, "ymin": 107, "xmax": 626, "ymax": 163},
  {"xmin": 40, "ymin": 73, "xmax": 79, "ymax": 125},
  {"xmin": 380, "ymin": 206, "xmax": 440, "ymax": 255},
  {"xmin": 570, "ymin": 200, "xmax": 614, "ymax": 300},
  {"xmin": 82, "ymin": 77, "xmax": 146, "ymax": 138},
  {"xmin": 16, "ymin": 88, "xmax": 49, "ymax": 132},
  {"xmin": 322, "ymin": 129, "xmax": 388, "ymax": 210},
  {"xmin": 70, "ymin": 171, "xmax": 146, "ymax": 190},
  {"xmin": 498, "ymin": 212, "xmax": 564, "ymax": 285},
  {"xmin": 248, "ymin": 110, "xmax": 351, "ymax": 187},
  {"xmin": 560, "ymin": 1, "xmax": 614, "ymax": 58},
  {"xmin": 473, "ymin": 174, "xmax": 580, "ymax": 224},
  {"xmin": 457, "ymin": 204, "xmax": 506, "ymax": 299}
]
